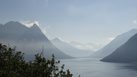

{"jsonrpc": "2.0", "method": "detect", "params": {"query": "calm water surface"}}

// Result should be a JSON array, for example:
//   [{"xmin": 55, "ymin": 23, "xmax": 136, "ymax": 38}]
[{"xmin": 61, "ymin": 58, "xmax": 137, "ymax": 77}]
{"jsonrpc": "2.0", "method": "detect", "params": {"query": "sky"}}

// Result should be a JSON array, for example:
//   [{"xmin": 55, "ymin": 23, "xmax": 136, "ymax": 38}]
[{"xmin": 0, "ymin": 0, "xmax": 137, "ymax": 51}]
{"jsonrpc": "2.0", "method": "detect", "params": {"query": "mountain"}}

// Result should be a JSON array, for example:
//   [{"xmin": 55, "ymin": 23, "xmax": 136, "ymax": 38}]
[
  {"xmin": 91, "ymin": 29, "xmax": 137, "ymax": 58},
  {"xmin": 101, "ymin": 33, "xmax": 137, "ymax": 62},
  {"xmin": 51, "ymin": 38, "xmax": 93, "ymax": 57},
  {"xmin": 0, "ymin": 21, "xmax": 72, "ymax": 59}
]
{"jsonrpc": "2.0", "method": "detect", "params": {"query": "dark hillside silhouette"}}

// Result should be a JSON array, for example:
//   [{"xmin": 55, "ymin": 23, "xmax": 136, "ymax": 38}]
[
  {"xmin": 0, "ymin": 43, "xmax": 73, "ymax": 77},
  {"xmin": 101, "ymin": 33, "xmax": 137, "ymax": 62},
  {"xmin": 91, "ymin": 29, "xmax": 137, "ymax": 58}
]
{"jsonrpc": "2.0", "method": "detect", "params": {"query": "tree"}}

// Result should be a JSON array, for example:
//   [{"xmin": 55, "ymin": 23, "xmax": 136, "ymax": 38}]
[{"xmin": 0, "ymin": 43, "xmax": 73, "ymax": 77}]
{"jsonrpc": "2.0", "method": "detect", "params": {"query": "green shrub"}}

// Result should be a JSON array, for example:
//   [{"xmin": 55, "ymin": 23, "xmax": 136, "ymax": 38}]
[{"xmin": 0, "ymin": 43, "xmax": 73, "ymax": 77}]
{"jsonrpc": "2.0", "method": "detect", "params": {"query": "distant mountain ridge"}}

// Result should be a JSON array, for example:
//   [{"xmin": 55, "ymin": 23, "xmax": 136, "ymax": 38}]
[
  {"xmin": 101, "ymin": 32, "xmax": 137, "ymax": 62},
  {"xmin": 51, "ymin": 38, "xmax": 93, "ymax": 57},
  {"xmin": 91, "ymin": 29, "xmax": 137, "ymax": 58},
  {"xmin": 0, "ymin": 21, "xmax": 72, "ymax": 59}
]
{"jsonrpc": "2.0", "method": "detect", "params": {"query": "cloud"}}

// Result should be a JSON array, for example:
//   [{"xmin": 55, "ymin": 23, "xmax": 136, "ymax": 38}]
[
  {"xmin": 43, "ymin": 0, "xmax": 49, "ymax": 7},
  {"xmin": 20, "ymin": 20, "xmax": 49, "ymax": 37},
  {"xmin": 133, "ymin": 20, "xmax": 137, "ymax": 24},
  {"xmin": 70, "ymin": 41, "xmax": 102, "ymax": 51},
  {"xmin": 67, "ymin": 5, "xmax": 89, "ymax": 17},
  {"xmin": 20, "ymin": 20, "xmax": 40, "ymax": 28},
  {"xmin": 41, "ymin": 27, "xmax": 47, "ymax": 34},
  {"xmin": 107, "ymin": 37, "xmax": 115, "ymax": 41},
  {"xmin": 40, "ymin": 25, "xmax": 51, "ymax": 36},
  {"xmin": 69, "ymin": 37, "xmax": 116, "ymax": 51},
  {"xmin": 67, "ymin": 5, "xmax": 79, "ymax": 16}
]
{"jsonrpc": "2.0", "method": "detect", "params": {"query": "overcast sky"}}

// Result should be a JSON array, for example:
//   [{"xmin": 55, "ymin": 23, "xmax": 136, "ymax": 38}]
[{"xmin": 0, "ymin": 0, "xmax": 137, "ymax": 50}]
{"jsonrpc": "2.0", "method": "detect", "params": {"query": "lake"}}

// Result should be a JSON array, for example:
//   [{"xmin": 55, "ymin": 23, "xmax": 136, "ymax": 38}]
[{"xmin": 61, "ymin": 58, "xmax": 137, "ymax": 77}]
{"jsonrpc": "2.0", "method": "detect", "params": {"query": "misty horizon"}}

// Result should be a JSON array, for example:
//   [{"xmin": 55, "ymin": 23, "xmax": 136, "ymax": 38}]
[
  {"xmin": 1, "ymin": 0, "xmax": 137, "ymax": 77},
  {"xmin": 1, "ymin": 21, "xmax": 137, "ymax": 52},
  {"xmin": 1, "ymin": 0, "xmax": 137, "ymax": 52}
]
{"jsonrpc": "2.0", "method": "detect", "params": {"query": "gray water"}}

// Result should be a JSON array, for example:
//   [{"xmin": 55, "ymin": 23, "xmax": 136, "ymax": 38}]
[{"xmin": 61, "ymin": 58, "xmax": 137, "ymax": 77}]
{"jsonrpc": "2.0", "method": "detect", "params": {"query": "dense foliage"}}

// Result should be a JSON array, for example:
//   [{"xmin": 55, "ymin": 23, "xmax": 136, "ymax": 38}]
[{"xmin": 0, "ymin": 43, "xmax": 73, "ymax": 77}]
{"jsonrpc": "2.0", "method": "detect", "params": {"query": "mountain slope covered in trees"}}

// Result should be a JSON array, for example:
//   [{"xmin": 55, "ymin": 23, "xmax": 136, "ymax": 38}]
[
  {"xmin": 101, "ymin": 33, "xmax": 137, "ymax": 62},
  {"xmin": 91, "ymin": 29, "xmax": 137, "ymax": 58}
]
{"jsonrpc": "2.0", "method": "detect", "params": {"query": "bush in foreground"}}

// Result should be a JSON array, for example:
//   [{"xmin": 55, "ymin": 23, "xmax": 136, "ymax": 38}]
[{"xmin": 0, "ymin": 43, "xmax": 73, "ymax": 77}]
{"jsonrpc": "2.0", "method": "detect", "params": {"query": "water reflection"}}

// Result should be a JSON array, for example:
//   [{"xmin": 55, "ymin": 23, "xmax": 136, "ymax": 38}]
[
  {"xmin": 61, "ymin": 58, "xmax": 137, "ymax": 77},
  {"xmin": 120, "ymin": 63, "xmax": 137, "ymax": 71}
]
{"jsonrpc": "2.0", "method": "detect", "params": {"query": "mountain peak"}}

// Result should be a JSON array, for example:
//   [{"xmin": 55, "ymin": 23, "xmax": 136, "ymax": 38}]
[
  {"xmin": 5, "ymin": 21, "xmax": 22, "ymax": 26},
  {"xmin": 0, "ymin": 21, "xmax": 72, "ymax": 59},
  {"xmin": 4, "ymin": 21, "xmax": 28, "ymax": 29},
  {"xmin": 20, "ymin": 21, "xmax": 40, "ymax": 28},
  {"xmin": 31, "ymin": 23, "xmax": 39, "ymax": 28},
  {"xmin": 30, "ymin": 24, "xmax": 41, "ymax": 31}
]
